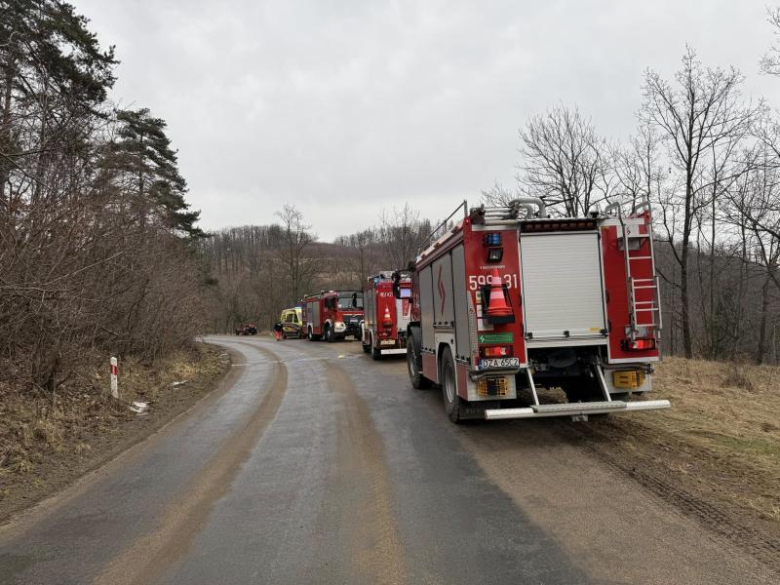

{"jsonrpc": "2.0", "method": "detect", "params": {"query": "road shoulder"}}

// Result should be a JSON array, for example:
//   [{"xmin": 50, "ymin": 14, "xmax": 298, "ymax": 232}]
[{"xmin": 0, "ymin": 343, "xmax": 234, "ymax": 528}]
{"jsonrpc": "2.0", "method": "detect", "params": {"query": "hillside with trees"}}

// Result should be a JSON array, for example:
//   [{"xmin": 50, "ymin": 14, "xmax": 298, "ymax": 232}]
[
  {"xmin": 0, "ymin": 1, "xmax": 205, "ymax": 393},
  {"xmin": 199, "ymin": 204, "xmax": 433, "ymax": 333}
]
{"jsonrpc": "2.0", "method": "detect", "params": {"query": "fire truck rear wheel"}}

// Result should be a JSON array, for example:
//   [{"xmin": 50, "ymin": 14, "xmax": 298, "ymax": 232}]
[
  {"xmin": 308, "ymin": 328, "xmax": 321, "ymax": 342},
  {"xmin": 440, "ymin": 348, "xmax": 463, "ymax": 423},
  {"xmin": 407, "ymin": 330, "xmax": 431, "ymax": 389}
]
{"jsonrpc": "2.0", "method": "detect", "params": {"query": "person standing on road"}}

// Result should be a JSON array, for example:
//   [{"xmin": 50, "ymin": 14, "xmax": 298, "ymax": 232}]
[{"xmin": 273, "ymin": 321, "xmax": 283, "ymax": 341}]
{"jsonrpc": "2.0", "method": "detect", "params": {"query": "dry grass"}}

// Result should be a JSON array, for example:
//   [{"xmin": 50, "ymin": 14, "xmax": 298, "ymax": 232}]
[
  {"xmin": 0, "ymin": 343, "xmax": 227, "ymax": 487},
  {"xmin": 624, "ymin": 357, "xmax": 780, "ymax": 523},
  {"xmin": 106, "ymin": 346, "xmax": 227, "ymax": 406}
]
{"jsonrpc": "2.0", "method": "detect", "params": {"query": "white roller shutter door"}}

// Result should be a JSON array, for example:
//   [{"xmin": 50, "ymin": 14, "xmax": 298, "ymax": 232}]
[{"xmin": 520, "ymin": 232, "xmax": 606, "ymax": 343}]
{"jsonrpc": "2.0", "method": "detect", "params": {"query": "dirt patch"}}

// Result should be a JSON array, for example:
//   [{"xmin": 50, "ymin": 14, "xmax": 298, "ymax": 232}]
[
  {"xmin": 568, "ymin": 356, "xmax": 780, "ymax": 573},
  {"xmin": 315, "ymin": 360, "xmax": 406, "ymax": 585},
  {"xmin": 0, "ymin": 343, "xmax": 231, "ymax": 524}
]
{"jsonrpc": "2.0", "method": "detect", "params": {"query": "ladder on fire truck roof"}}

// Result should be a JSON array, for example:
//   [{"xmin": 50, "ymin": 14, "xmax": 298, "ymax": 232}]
[{"xmin": 606, "ymin": 198, "xmax": 663, "ymax": 340}]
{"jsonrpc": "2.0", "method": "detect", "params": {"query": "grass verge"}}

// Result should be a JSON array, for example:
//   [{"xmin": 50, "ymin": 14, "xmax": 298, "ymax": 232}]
[{"xmin": 0, "ymin": 343, "xmax": 230, "ymax": 523}]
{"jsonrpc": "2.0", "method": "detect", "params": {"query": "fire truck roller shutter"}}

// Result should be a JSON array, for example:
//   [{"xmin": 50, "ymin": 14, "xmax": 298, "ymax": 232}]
[
  {"xmin": 451, "ymin": 245, "xmax": 471, "ymax": 361},
  {"xmin": 520, "ymin": 232, "xmax": 607, "ymax": 344},
  {"xmin": 365, "ymin": 288, "xmax": 375, "ymax": 331},
  {"xmin": 420, "ymin": 265, "xmax": 435, "ymax": 350}
]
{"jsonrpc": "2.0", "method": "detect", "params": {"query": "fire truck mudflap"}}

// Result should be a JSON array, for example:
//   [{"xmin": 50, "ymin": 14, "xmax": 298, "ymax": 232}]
[{"xmin": 407, "ymin": 199, "xmax": 670, "ymax": 423}]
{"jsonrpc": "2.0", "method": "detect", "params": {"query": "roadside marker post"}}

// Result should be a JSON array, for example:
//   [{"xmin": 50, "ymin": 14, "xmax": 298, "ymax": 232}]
[{"xmin": 110, "ymin": 357, "xmax": 119, "ymax": 399}]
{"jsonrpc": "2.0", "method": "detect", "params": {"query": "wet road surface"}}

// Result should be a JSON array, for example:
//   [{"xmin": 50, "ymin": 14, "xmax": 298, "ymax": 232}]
[{"xmin": 0, "ymin": 336, "xmax": 776, "ymax": 584}]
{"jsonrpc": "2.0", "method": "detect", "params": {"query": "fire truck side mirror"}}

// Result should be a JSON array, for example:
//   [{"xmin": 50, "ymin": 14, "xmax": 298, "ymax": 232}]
[{"xmin": 352, "ymin": 292, "xmax": 358, "ymax": 308}]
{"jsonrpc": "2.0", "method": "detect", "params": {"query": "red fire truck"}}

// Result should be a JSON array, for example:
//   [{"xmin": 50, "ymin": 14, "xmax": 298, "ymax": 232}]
[
  {"xmin": 361, "ymin": 271, "xmax": 413, "ymax": 359},
  {"xmin": 405, "ymin": 198, "xmax": 670, "ymax": 423},
  {"xmin": 304, "ymin": 290, "xmax": 364, "ymax": 342}
]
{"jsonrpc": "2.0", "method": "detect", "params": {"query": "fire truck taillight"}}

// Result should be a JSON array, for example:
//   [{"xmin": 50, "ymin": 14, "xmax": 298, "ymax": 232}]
[
  {"xmin": 623, "ymin": 338, "xmax": 656, "ymax": 351},
  {"xmin": 481, "ymin": 346, "xmax": 512, "ymax": 358}
]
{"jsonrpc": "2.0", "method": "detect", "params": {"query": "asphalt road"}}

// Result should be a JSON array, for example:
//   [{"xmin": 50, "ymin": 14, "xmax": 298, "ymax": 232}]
[{"xmin": 0, "ymin": 336, "xmax": 776, "ymax": 585}]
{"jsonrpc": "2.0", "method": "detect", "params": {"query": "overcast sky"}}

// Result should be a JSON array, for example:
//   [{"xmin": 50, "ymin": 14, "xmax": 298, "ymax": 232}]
[{"xmin": 75, "ymin": 0, "xmax": 778, "ymax": 241}]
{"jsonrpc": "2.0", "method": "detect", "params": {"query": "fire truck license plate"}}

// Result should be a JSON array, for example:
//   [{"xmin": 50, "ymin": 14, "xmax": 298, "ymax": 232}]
[
  {"xmin": 481, "ymin": 358, "xmax": 520, "ymax": 369},
  {"xmin": 380, "ymin": 340, "xmax": 396, "ymax": 346}
]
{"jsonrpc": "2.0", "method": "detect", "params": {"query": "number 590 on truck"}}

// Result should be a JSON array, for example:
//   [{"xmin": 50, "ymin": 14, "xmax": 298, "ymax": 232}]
[{"xmin": 404, "ymin": 198, "xmax": 670, "ymax": 423}]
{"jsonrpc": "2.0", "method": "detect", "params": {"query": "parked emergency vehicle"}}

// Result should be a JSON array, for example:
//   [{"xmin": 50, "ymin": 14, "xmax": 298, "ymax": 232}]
[
  {"xmin": 361, "ymin": 271, "xmax": 413, "ymax": 359},
  {"xmin": 405, "ymin": 198, "xmax": 670, "ymax": 423},
  {"xmin": 304, "ymin": 290, "xmax": 363, "ymax": 342},
  {"xmin": 280, "ymin": 307, "xmax": 304, "ymax": 339}
]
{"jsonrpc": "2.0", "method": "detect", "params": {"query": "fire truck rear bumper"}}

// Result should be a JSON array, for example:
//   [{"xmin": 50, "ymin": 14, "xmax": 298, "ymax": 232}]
[
  {"xmin": 379, "ymin": 348, "xmax": 406, "ymax": 355},
  {"xmin": 483, "ymin": 399, "xmax": 671, "ymax": 420}
]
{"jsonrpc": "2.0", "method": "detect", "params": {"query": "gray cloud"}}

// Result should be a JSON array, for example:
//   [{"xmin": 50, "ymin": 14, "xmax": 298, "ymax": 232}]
[{"xmin": 75, "ymin": 0, "xmax": 777, "ymax": 239}]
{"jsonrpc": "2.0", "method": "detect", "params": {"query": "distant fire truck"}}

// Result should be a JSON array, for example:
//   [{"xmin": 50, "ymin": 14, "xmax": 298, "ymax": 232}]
[
  {"xmin": 405, "ymin": 198, "xmax": 670, "ymax": 423},
  {"xmin": 304, "ymin": 290, "xmax": 363, "ymax": 342},
  {"xmin": 361, "ymin": 271, "xmax": 413, "ymax": 359}
]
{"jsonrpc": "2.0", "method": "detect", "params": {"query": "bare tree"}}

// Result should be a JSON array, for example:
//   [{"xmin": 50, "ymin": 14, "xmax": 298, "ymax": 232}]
[
  {"xmin": 726, "ymin": 151, "xmax": 780, "ymax": 363},
  {"xmin": 761, "ymin": 7, "xmax": 780, "ymax": 76},
  {"xmin": 334, "ymin": 229, "xmax": 377, "ymax": 285},
  {"xmin": 517, "ymin": 105, "xmax": 614, "ymax": 217},
  {"xmin": 274, "ymin": 204, "xmax": 318, "ymax": 303},
  {"xmin": 640, "ymin": 47, "xmax": 762, "ymax": 358},
  {"xmin": 481, "ymin": 181, "xmax": 518, "ymax": 208},
  {"xmin": 613, "ymin": 125, "xmax": 664, "ymax": 207},
  {"xmin": 377, "ymin": 204, "xmax": 431, "ymax": 269}
]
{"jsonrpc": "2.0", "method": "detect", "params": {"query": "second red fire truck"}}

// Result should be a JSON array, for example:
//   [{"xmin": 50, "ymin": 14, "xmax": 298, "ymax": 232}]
[
  {"xmin": 361, "ymin": 271, "xmax": 413, "ymax": 359},
  {"xmin": 304, "ymin": 290, "xmax": 363, "ymax": 342},
  {"xmin": 404, "ymin": 198, "xmax": 670, "ymax": 423}
]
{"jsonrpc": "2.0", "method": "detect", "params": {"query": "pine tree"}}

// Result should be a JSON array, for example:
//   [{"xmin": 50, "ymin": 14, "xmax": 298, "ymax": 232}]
[
  {"xmin": 112, "ymin": 107, "xmax": 204, "ymax": 238},
  {"xmin": 1, "ymin": 1, "xmax": 118, "ymax": 221}
]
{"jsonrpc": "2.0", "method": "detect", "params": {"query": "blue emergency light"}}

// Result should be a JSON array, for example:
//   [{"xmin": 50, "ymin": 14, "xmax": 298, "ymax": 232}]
[
  {"xmin": 483, "ymin": 232, "xmax": 503, "ymax": 261},
  {"xmin": 483, "ymin": 233, "xmax": 502, "ymax": 247}
]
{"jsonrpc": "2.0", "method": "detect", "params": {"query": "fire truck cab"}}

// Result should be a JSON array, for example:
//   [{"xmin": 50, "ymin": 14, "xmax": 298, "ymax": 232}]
[
  {"xmin": 406, "ymin": 198, "xmax": 670, "ymax": 423},
  {"xmin": 362, "ymin": 271, "xmax": 413, "ymax": 359},
  {"xmin": 304, "ymin": 290, "xmax": 363, "ymax": 342}
]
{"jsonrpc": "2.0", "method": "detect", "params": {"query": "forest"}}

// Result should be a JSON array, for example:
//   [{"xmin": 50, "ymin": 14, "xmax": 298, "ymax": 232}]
[{"xmin": 0, "ymin": 1, "xmax": 206, "ymax": 396}]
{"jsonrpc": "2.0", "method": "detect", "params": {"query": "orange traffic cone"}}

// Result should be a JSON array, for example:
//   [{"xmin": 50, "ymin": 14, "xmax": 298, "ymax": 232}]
[
  {"xmin": 382, "ymin": 306, "xmax": 393, "ymax": 328},
  {"xmin": 486, "ymin": 269, "xmax": 512, "ymax": 317}
]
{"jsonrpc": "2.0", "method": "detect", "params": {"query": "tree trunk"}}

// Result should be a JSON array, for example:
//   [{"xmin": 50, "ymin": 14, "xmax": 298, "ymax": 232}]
[
  {"xmin": 681, "ymin": 178, "xmax": 694, "ymax": 359},
  {"xmin": 756, "ymin": 272, "xmax": 772, "ymax": 365},
  {"xmin": 0, "ymin": 64, "xmax": 14, "ymax": 218}
]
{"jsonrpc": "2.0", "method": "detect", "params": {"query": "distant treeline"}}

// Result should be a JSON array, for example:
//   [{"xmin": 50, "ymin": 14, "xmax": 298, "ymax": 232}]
[{"xmin": 199, "ymin": 204, "xmax": 433, "ymax": 332}]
